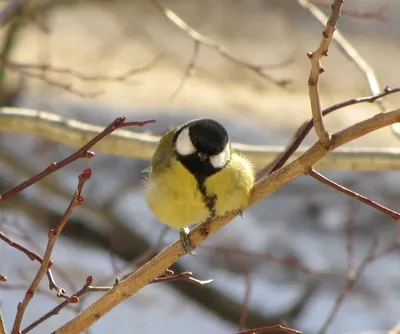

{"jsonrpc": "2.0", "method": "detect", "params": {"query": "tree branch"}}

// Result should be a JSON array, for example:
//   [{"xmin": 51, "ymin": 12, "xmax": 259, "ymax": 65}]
[
  {"xmin": 0, "ymin": 116, "xmax": 155, "ymax": 203},
  {"xmin": 10, "ymin": 170, "xmax": 91, "ymax": 334},
  {"xmin": 0, "ymin": 232, "xmax": 69, "ymax": 299},
  {"xmin": 52, "ymin": 107, "xmax": 400, "ymax": 333},
  {"xmin": 304, "ymin": 0, "xmax": 344, "ymax": 148},
  {"xmin": 2, "ymin": 88, "xmax": 400, "ymax": 172},
  {"xmin": 151, "ymin": 0, "xmax": 289, "ymax": 87},
  {"xmin": 307, "ymin": 168, "xmax": 400, "ymax": 220}
]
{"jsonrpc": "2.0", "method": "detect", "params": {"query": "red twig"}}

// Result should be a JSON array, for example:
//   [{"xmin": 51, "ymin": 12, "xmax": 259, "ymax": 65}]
[
  {"xmin": 266, "ymin": 86, "xmax": 400, "ymax": 176},
  {"xmin": 150, "ymin": 270, "xmax": 213, "ymax": 287},
  {"xmin": 22, "ymin": 269, "xmax": 211, "ymax": 333},
  {"xmin": 10, "ymin": 170, "xmax": 91, "ymax": 334},
  {"xmin": 22, "ymin": 275, "xmax": 114, "ymax": 334},
  {"xmin": 308, "ymin": 168, "xmax": 400, "ymax": 220},
  {"xmin": 0, "ymin": 232, "xmax": 68, "ymax": 298},
  {"xmin": 0, "ymin": 117, "xmax": 155, "ymax": 203},
  {"xmin": 237, "ymin": 324, "xmax": 302, "ymax": 334}
]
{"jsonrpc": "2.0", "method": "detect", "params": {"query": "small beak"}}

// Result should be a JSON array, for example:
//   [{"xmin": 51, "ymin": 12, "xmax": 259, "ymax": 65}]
[{"xmin": 198, "ymin": 152, "xmax": 208, "ymax": 161}]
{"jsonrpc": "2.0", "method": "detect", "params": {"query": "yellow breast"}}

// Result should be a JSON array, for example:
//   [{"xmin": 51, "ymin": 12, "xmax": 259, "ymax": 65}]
[
  {"xmin": 145, "ymin": 159, "xmax": 210, "ymax": 229},
  {"xmin": 145, "ymin": 153, "xmax": 254, "ymax": 230}
]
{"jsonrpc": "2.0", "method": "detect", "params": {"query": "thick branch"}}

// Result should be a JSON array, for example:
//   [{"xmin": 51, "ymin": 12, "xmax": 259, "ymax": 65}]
[
  {"xmin": 53, "ymin": 108, "xmax": 400, "ymax": 333},
  {"xmin": 3, "ymin": 99, "xmax": 400, "ymax": 171}
]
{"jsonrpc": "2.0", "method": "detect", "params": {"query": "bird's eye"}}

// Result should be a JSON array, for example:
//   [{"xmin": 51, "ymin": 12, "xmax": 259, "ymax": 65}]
[{"xmin": 175, "ymin": 127, "xmax": 196, "ymax": 156}]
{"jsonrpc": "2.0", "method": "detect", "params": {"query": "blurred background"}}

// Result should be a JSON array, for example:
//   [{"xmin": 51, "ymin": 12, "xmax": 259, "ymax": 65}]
[{"xmin": 0, "ymin": 0, "xmax": 400, "ymax": 333}]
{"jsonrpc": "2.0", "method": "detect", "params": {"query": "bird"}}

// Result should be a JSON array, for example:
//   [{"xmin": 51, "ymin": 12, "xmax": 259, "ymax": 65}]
[{"xmin": 144, "ymin": 118, "xmax": 255, "ymax": 254}]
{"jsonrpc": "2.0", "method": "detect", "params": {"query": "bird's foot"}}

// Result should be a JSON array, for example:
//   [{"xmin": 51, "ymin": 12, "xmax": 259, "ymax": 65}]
[{"xmin": 179, "ymin": 227, "xmax": 196, "ymax": 255}]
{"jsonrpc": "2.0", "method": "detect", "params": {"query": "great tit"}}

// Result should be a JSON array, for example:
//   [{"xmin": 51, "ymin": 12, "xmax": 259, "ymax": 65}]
[{"xmin": 144, "ymin": 119, "xmax": 255, "ymax": 254}]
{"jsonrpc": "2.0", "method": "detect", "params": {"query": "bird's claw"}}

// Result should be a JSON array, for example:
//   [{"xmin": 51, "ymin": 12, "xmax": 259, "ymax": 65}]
[{"xmin": 179, "ymin": 227, "xmax": 196, "ymax": 255}]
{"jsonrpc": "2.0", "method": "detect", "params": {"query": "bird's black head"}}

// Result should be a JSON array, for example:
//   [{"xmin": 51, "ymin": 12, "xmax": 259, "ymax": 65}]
[{"xmin": 173, "ymin": 119, "xmax": 231, "ymax": 180}]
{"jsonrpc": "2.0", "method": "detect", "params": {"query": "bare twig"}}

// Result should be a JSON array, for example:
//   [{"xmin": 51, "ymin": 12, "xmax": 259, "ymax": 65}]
[
  {"xmin": 10, "ymin": 170, "xmax": 91, "ymax": 334},
  {"xmin": 0, "ymin": 55, "xmax": 162, "ymax": 97},
  {"xmin": 236, "ymin": 324, "xmax": 302, "ymax": 334},
  {"xmin": 151, "ymin": 0, "xmax": 289, "ymax": 87},
  {"xmin": 318, "ymin": 238, "xmax": 380, "ymax": 334},
  {"xmin": 53, "ymin": 108, "xmax": 400, "ymax": 333},
  {"xmin": 0, "ymin": 55, "xmax": 161, "ymax": 82},
  {"xmin": 150, "ymin": 271, "xmax": 213, "ymax": 287},
  {"xmin": 0, "ymin": 232, "xmax": 68, "ymax": 298},
  {"xmin": 22, "ymin": 276, "xmax": 112, "ymax": 334},
  {"xmin": 0, "ymin": 116, "xmax": 155, "ymax": 203},
  {"xmin": 305, "ymin": 0, "xmax": 345, "ymax": 148},
  {"xmin": 299, "ymin": 0, "xmax": 399, "ymax": 137},
  {"xmin": 22, "ymin": 270, "xmax": 210, "ymax": 333},
  {"xmin": 308, "ymin": 168, "xmax": 400, "ymax": 220},
  {"xmin": 267, "ymin": 86, "xmax": 400, "ymax": 175}
]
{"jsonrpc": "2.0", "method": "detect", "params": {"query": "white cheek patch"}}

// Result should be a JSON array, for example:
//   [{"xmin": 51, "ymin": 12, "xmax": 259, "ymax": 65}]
[
  {"xmin": 210, "ymin": 144, "xmax": 230, "ymax": 169},
  {"xmin": 175, "ymin": 127, "xmax": 196, "ymax": 156}
]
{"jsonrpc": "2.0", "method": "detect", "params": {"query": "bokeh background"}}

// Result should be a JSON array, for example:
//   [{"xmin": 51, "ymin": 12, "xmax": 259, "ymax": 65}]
[{"xmin": 0, "ymin": 0, "xmax": 400, "ymax": 333}]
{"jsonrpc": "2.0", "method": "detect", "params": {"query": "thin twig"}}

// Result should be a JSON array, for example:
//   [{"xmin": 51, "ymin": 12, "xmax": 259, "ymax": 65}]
[
  {"xmin": 151, "ymin": 0, "xmax": 289, "ymax": 87},
  {"xmin": 53, "ymin": 108, "xmax": 400, "ymax": 333},
  {"xmin": 21, "ymin": 276, "xmax": 112, "ymax": 334},
  {"xmin": 0, "ymin": 55, "xmax": 161, "ymax": 97},
  {"xmin": 236, "ymin": 324, "xmax": 302, "ymax": 334},
  {"xmin": 150, "ymin": 271, "xmax": 213, "ymax": 287},
  {"xmin": 308, "ymin": 168, "xmax": 400, "ymax": 220},
  {"xmin": 0, "ymin": 232, "xmax": 68, "ymax": 298},
  {"xmin": 0, "ymin": 55, "xmax": 161, "ymax": 82},
  {"xmin": 22, "ymin": 270, "xmax": 210, "ymax": 333},
  {"xmin": 10, "ymin": 170, "xmax": 91, "ymax": 334},
  {"xmin": 299, "ymin": 0, "xmax": 398, "ymax": 136},
  {"xmin": 267, "ymin": 86, "xmax": 400, "ymax": 176},
  {"xmin": 318, "ymin": 237, "xmax": 380, "ymax": 334},
  {"xmin": 0, "ymin": 116, "xmax": 155, "ymax": 203},
  {"xmin": 305, "ymin": 0, "xmax": 345, "ymax": 148}
]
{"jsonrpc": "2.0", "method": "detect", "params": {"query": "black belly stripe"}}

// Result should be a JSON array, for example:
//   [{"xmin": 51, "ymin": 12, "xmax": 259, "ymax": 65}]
[{"xmin": 197, "ymin": 180, "xmax": 217, "ymax": 218}]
